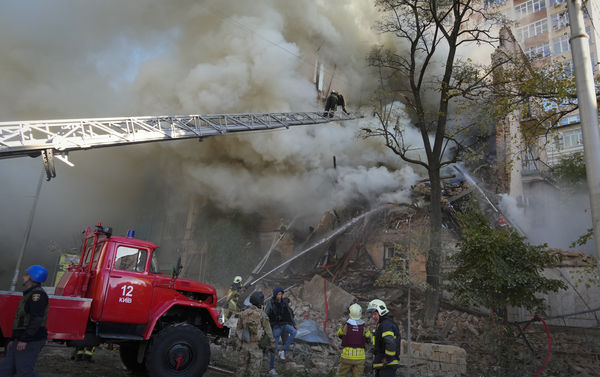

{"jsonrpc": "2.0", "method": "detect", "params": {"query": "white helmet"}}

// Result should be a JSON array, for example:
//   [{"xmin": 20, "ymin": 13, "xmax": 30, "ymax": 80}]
[
  {"xmin": 349, "ymin": 303, "xmax": 362, "ymax": 320},
  {"xmin": 233, "ymin": 276, "xmax": 242, "ymax": 284},
  {"xmin": 367, "ymin": 299, "xmax": 389, "ymax": 316}
]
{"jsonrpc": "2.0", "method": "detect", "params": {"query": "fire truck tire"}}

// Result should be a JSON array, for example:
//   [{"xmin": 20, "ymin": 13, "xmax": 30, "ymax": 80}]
[
  {"xmin": 119, "ymin": 342, "xmax": 146, "ymax": 374},
  {"xmin": 145, "ymin": 323, "xmax": 210, "ymax": 377}
]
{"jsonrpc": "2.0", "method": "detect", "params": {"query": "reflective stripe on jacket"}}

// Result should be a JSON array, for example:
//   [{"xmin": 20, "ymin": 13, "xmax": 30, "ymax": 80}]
[
  {"xmin": 372, "ymin": 315, "xmax": 400, "ymax": 368},
  {"xmin": 337, "ymin": 319, "xmax": 372, "ymax": 360}
]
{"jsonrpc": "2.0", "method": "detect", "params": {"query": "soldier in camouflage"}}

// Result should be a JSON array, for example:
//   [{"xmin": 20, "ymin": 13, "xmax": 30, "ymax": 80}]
[{"xmin": 236, "ymin": 291, "xmax": 275, "ymax": 377}]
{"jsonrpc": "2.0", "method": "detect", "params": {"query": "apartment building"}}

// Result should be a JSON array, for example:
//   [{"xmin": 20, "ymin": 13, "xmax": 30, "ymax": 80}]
[{"xmin": 490, "ymin": 0, "xmax": 600, "ymax": 172}]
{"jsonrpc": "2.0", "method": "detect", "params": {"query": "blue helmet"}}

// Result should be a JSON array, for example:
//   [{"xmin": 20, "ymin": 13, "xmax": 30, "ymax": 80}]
[{"xmin": 26, "ymin": 265, "xmax": 48, "ymax": 283}]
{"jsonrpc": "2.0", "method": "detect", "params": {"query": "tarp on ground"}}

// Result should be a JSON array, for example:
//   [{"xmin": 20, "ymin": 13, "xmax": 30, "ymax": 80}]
[{"xmin": 295, "ymin": 320, "xmax": 330, "ymax": 344}]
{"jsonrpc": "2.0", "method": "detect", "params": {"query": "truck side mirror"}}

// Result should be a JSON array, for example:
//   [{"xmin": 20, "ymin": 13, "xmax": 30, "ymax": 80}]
[{"xmin": 172, "ymin": 256, "xmax": 182, "ymax": 279}]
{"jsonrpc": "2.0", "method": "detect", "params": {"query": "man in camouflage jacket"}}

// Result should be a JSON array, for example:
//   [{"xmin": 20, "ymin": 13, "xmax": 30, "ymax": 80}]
[{"xmin": 236, "ymin": 291, "xmax": 275, "ymax": 377}]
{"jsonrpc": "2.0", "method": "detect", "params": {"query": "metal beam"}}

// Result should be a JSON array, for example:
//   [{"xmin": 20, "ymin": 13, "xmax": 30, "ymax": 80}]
[{"xmin": 0, "ymin": 111, "xmax": 360, "ymax": 158}]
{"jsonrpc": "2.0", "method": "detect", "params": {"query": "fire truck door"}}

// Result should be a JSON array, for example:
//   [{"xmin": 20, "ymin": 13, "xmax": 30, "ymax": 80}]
[{"xmin": 101, "ymin": 245, "xmax": 153, "ymax": 324}]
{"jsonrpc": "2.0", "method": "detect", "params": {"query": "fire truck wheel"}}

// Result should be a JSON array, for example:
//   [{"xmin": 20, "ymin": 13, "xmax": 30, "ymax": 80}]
[
  {"xmin": 145, "ymin": 323, "xmax": 210, "ymax": 377},
  {"xmin": 119, "ymin": 342, "xmax": 146, "ymax": 373}
]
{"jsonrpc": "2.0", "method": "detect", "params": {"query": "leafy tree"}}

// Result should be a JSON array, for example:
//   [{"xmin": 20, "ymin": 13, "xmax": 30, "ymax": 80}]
[
  {"xmin": 551, "ymin": 151, "xmax": 587, "ymax": 188},
  {"xmin": 448, "ymin": 211, "xmax": 566, "ymax": 314},
  {"xmin": 363, "ymin": 0, "xmax": 588, "ymax": 326}
]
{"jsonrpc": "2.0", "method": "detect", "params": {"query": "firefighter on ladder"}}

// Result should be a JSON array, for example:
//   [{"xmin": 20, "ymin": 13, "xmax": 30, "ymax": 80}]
[{"xmin": 323, "ymin": 90, "xmax": 349, "ymax": 118}]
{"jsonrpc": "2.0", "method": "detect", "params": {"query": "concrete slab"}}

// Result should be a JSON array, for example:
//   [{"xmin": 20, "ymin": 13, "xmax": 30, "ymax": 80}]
[{"xmin": 301, "ymin": 274, "xmax": 356, "ymax": 320}]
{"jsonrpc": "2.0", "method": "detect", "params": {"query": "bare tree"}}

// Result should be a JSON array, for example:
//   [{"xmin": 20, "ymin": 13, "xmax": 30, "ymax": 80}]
[{"xmin": 364, "ymin": 0, "xmax": 502, "ymax": 326}]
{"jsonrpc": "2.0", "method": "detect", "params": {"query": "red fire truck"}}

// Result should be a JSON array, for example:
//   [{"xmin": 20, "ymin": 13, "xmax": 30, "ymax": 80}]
[{"xmin": 0, "ymin": 223, "xmax": 228, "ymax": 376}]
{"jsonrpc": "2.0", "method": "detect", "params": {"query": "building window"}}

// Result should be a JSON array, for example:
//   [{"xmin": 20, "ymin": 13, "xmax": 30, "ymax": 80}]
[
  {"xmin": 549, "ymin": 0, "xmax": 565, "ymax": 7},
  {"xmin": 559, "ymin": 115, "xmax": 581, "ymax": 127},
  {"xmin": 383, "ymin": 245, "xmax": 395, "ymax": 267},
  {"xmin": 515, "ymin": 0, "xmax": 546, "ymax": 18},
  {"xmin": 382, "ymin": 244, "xmax": 408, "ymax": 271},
  {"xmin": 551, "ymin": 12, "xmax": 569, "ymax": 30},
  {"xmin": 557, "ymin": 128, "xmax": 582, "ymax": 149},
  {"xmin": 525, "ymin": 43, "xmax": 551, "ymax": 59},
  {"xmin": 485, "ymin": 0, "xmax": 507, "ymax": 8},
  {"xmin": 553, "ymin": 34, "xmax": 571, "ymax": 54},
  {"xmin": 516, "ymin": 19, "xmax": 548, "ymax": 40}
]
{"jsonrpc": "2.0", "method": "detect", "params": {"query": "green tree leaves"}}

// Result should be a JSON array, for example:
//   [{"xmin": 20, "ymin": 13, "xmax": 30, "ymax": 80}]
[{"xmin": 448, "ymin": 211, "xmax": 566, "ymax": 314}]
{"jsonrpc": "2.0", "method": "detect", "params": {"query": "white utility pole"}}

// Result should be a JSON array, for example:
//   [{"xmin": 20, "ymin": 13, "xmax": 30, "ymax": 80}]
[
  {"xmin": 567, "ymin": 0, "xmax": 600, "ymax": 274},
  {"xmin": 10, "ymin": 169, "xmax": 44, "ymax": 291}
]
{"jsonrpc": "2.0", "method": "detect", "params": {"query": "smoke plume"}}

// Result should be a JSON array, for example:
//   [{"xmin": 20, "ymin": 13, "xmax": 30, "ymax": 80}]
[{"xmin": 0, "ymin": 0, "xmax": 420, "ymax": 287}]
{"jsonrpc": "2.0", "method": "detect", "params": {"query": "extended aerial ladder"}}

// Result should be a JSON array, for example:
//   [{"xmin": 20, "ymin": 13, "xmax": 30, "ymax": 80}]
[{"xmin": 0, "ymin": 111, "xmax": 360, "ymax": 180}]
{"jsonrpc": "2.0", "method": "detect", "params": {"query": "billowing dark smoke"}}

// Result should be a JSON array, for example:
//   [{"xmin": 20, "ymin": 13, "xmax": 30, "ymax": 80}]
[{"xmin": 0, "ymin": 1, "xmax": 420, "ymax": 288}]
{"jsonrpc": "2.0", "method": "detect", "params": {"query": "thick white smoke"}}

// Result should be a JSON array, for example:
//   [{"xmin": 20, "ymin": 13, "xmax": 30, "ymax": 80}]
[{"xmin": 0, "ymin": 0, "xmax": 422, "ymax": 286}]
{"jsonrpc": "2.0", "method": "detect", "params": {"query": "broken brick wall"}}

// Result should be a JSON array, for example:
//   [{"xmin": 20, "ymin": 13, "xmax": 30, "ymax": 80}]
[{"xmin": 361, "ymin": 211, "xmax": 458, "ymax": 281}]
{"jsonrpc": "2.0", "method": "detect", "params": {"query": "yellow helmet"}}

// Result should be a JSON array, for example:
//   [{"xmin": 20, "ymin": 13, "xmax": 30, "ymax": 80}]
[
  {"xmin": 349, "ymin": 303, "xmax": 362, "ymax": 320},
  {"xmin": 367, "ymin": 299, "xmax": 389, "ymax": 316},
  {"xmin": 233, "ymin": 276, "xmax": 242, "ymax": 284}
]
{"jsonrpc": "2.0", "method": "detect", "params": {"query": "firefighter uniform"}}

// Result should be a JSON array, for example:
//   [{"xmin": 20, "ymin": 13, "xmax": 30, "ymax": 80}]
[
  {"xmin": 0, "ymin": 266, "xmax": 49, "ymax": 377},
  {"xmin": 372, "ymin": 314, "xmax": 401, "ymax": 376},
  {"xmin": 236, "ymin": 292, "xmax": 274, "ymax": 377},
  {"xmin": 323, "ymin": 91, "xmax": 348, "ymax": 117},
  {"xmin": 336, "ymin": 305, "xmax": 372, "ymax": 377},
  {"xmin": 226, "ymin": 277, "xmax": 243, "ymax": 319}
]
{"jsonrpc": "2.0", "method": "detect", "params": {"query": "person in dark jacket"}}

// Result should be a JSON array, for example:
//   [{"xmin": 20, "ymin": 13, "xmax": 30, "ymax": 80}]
[
  {"xmin": 265, "ymin": 287, "xmax": 297, "ymax": 375},
  {"xmin": 323, "ymin": 90, "xmax": 349, "ymax": 117},
  {"xmin": 367, "ymin": 299, "xmax": 401, "ymax": 377},
  {"xmin": 0, "ymin": 265, "xmax": 49, "ymax": 377}
]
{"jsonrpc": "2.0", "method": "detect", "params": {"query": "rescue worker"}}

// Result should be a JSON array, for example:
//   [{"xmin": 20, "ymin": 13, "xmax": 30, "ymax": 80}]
[
  {"xmin": 323, "ymin": 90, "xmax": 349, "ymax": 117},
  {"xmin": 367, "ymin": 299, "xmax": 401, "ymax": 377},
  {"xmin": 226, "ymin": 276, "xmax": 243, "ymax": 319},
  {"xmin": 236, "ymin": 291, "xmax": 275, "ymax": 377},
  {"xmin": 336, "ymin": 303, "xmax": 372, "ymax": 377},
  {"xmin": 265, "ymin": 287, "xmax": 297, "ymax": 375},
  {"xmin": 0, "ymin": 265, "xmax": 49, "ymax": 377}
]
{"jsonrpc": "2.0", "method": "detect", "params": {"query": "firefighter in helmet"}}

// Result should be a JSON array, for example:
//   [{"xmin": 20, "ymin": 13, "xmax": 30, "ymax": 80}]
[
  {"xmin": 226, "ymin": 276, "xmax": 243, "ymax": 319},
  {"xmin": 323, "ymin": 90, "xmax": 349, "ymax": 117},
  {"xmin": 367, "ymin": 299, "xmax": 401, "ymax": 377},
  {"xmin": 336, "ymin": 303, "xmax": 372, "ymax": 377},
  {"xmin": 0, "ymin": 265, "xmax": 49, "ymax": 376}
]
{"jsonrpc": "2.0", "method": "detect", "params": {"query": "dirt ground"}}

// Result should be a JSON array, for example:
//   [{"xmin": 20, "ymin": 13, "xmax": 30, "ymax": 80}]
[{"xmin": 0, "ymin": 344, "xmax": 229, "ymax": 377}]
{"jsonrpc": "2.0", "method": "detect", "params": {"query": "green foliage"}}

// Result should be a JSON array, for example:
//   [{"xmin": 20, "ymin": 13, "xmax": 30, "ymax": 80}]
[
  {"xmin": 570, "ymin": 227, "xmax": 593, "ymax": 248},
  {"xmin": 569, "ymin": 262, "xmax": 599, "ymax": 289},
  {"xmin": 448, "ymin": 211, "xmax": 567, "ymax": 313},
  {"xmin": 376, "ymin": 255, "xmax": 412, "ymax": 287},
  {"xmin": 551, "ymin": 151, "xmax": 587, "ymax": 188}
]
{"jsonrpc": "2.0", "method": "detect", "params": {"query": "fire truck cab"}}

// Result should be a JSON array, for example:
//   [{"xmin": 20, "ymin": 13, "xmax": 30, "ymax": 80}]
[{"xmin": 0, "ymin": 223, "xmax": 227, "ymax": 377}]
